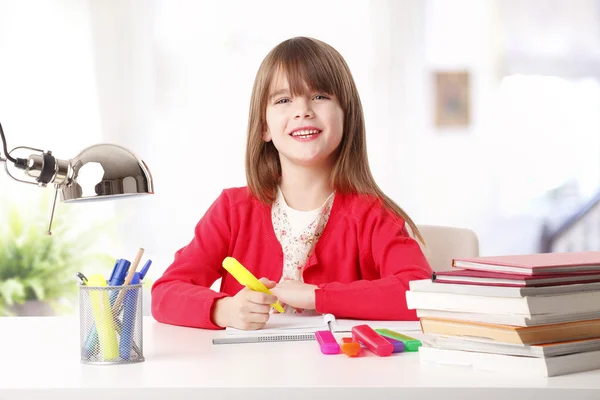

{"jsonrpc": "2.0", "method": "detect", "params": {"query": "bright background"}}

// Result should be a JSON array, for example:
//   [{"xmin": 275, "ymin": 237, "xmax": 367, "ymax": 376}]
[{"xmin": 1, "ymin": 0, "xmax": 599, "ymax": 314}]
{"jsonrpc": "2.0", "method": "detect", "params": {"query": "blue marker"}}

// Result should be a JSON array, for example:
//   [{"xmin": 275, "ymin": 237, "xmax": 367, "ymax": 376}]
[
  {"xmin": 120, "ymin": 259, "xmax": 151, "ymax": 359},
  {"xmin": 109, "ymin": 259, "xmax": 131, "ymax": 287},
  {"xmin": 108, "ymin": 258, "xmax": 131, "ymax": 305},
  {"xmin": 84, "ymin": 259, "xmax": 131, "ymax": 353}
]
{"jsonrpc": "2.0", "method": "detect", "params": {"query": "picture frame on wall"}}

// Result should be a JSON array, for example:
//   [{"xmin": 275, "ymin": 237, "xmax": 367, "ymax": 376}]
[{"xmin": 434, "ymin": 71, "xmax": 471, "ymax": 128}]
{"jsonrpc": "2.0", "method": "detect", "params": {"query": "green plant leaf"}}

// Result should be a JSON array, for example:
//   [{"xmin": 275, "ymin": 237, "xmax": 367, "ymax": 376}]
[
  {"xmin": 0, "ymin": 279, "xmax": 26, "ymax": 306},
  {"xmin": 26, "ymin": 277, "xmax": 46, "ymax": 301}
]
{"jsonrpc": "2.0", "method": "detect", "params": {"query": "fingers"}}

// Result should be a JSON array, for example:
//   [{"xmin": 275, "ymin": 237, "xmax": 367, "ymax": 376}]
[
  {"xmin": 259, "ymin": 277, "xmax": 277, "ymax": 289},
  {"xmin": 246, "ymin": 287, "xmax": 278, "ymax": 306},
  {"xmin": 229, "ymin": 280, "xmax": 281, "ymax": 330},
  {"xmin": 237, "ymin": 311, "xmax": 270, "ymax": 330},
  {"xmin": 242, "ymin": 301, "xmax": 271, "ymax": 314}
]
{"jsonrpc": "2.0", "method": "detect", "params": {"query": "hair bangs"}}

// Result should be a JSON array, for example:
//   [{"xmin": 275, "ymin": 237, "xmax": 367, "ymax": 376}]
[{"xmin": 267, "ymin": 40, "xmax": 345, "ymax": 106}]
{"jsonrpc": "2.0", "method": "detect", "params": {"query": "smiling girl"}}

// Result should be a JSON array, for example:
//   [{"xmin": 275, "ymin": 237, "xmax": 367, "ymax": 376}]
[{"xmin": 151, "ymin": 37, "xmax": 432, "ymax": 330}]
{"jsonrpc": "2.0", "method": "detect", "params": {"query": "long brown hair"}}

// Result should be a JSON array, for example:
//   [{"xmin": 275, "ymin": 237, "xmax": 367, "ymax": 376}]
[{"xmin": 245, "ymin": 37, "xmax": 423, "ymax": 243}]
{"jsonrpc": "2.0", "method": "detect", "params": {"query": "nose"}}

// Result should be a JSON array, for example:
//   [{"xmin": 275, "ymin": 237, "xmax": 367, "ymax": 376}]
[{"xmin": 294, "ymin": 98, "xmax": 314, "ymax": 119}]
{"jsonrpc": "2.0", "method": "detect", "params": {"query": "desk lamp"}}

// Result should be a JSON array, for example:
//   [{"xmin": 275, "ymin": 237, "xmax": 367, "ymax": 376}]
[{"xmin": 0, "ymin": 122, "xmax": 154, "ymax": 234}]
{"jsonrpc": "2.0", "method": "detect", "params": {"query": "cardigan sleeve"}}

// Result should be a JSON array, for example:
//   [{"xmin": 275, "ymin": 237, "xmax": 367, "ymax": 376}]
[
  {"xmin": 314, "ymin": 204, "xmax": 432, "ymax": 320},
  {"xmin": 151, "ymin": 190, "xmax": 232, "ymax": 329}
]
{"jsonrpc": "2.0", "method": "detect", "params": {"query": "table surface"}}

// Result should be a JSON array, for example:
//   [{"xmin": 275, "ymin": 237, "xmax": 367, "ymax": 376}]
[{"xmin": 1, "ymin": 316, "xmax": 600, "ymax": 400}]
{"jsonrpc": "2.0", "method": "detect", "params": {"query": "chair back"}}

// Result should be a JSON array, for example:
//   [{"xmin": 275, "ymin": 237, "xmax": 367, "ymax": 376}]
[{"xmin": 417, "ymin": 225, "xmax": 479, "ymax": 272}]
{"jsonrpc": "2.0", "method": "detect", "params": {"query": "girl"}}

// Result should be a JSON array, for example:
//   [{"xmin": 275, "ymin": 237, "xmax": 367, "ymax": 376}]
[{"xmin": 151, "ymin": 37, "xmax": 432, "ymax": 330}]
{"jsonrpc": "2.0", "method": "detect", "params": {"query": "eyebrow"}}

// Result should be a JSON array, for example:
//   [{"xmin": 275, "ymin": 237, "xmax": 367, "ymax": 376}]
[{"xmin": 268, "ymin": 89, "xmax": 290, "ymax": 101}]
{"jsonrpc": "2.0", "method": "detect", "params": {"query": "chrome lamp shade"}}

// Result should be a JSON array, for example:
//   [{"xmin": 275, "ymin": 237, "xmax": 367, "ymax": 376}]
[{"xmin": 61, "ymin": 144, "xmax": 154, "ymax": 202}]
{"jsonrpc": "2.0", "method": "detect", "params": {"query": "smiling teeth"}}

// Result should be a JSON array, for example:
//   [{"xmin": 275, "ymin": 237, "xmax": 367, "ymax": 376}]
[{"xmin": 291, "ymin": 129, "xmax": 320, "ymax": 137}]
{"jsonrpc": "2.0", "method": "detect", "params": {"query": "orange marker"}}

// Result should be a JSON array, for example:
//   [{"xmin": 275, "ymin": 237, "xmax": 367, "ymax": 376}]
[{"xmin": 340, "ymin": 337, "xmax": 361, "ymax": 357}]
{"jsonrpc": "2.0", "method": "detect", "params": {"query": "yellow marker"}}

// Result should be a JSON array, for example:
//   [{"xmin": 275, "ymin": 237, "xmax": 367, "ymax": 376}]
[
  {"xmin": 222, "ymin": 257, "xmax": 285, "ymax": 313},
  {"xmin": 87, "ymin": 274, "xmax": 119, "ymax": 360}
]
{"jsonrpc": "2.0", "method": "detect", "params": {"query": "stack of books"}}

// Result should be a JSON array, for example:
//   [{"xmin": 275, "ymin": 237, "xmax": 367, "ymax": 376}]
[{"xmin": 406, "ymin": 251, "xmax": 600, "ymax": 377}]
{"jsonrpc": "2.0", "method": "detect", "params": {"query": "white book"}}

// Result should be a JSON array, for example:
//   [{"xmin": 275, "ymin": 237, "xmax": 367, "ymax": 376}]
[
  {"xmin": 409, "ymin": 278, "xmax": 600, "ymax": 298},
  {"xmin": 416, "ymin": 309, "xmax": 600, "ymax": 327},
  {"xmin": 425, "ymin": 335, "xmax": 600, "ymax": 358},
  {"xmin": 213, "ymin": 313, "xmax": 421, "ymax": 344},
  {"xmin": 419, "ymin": 346, "xmax": 600, "ymax": 377},
  {"xmin": 405, "ymin": 289, "xmax": 600, "ymax": 316}
]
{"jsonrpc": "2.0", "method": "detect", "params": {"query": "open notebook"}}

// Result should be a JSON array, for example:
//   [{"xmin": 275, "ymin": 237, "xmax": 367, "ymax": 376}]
[{"xmin": 212, "ymin": 313, "xmax": 421, "ymax": 344}]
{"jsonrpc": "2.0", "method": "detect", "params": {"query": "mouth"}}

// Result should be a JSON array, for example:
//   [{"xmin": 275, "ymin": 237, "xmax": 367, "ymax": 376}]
[{"xmin": 289, "ymin": 127, "xmax": 323, "ymax": 140}]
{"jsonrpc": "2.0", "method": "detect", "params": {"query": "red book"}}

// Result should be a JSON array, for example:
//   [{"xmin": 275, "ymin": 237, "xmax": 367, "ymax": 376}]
[
  {"xmin": 452, "ymin": 251, "xmax": 600, "ymax": 276},
  {"xmin": 433, "ymin": 269, "xmax": 600, "ymax": 287}
]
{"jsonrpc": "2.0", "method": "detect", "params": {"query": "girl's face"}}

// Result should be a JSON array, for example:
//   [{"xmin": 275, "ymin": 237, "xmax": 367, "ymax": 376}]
[{"xmin": 263, "ymin": 72, "xmax": 344, "ymax": 170}]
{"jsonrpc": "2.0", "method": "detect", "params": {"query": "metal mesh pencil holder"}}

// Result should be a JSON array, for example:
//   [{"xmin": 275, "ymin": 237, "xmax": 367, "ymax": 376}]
[{"xmin": 79, "ymin": 284, "xmax": 144, "ymax": 364}]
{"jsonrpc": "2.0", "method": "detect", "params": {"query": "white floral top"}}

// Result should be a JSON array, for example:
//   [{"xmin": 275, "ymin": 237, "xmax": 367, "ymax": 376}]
[{"xmin": 272, "ymin": 188, "xmax": 335, "ymax": 313}]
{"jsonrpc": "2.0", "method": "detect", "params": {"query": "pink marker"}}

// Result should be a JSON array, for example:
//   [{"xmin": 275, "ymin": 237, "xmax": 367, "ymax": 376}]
[
  {"xmin": 315, "ymin": 330, "xmax": 340, "ymax": 354},
  {"xmin": 352, "ymin": 325, "xmax": 394, "ymax": 357}
]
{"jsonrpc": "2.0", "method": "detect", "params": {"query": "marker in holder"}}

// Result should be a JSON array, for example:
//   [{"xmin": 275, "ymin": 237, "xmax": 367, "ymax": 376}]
[
  {"xmin": 315, "ymin": 331, "xmax": 340, "ymax": 354},
  {"xmin": 352, "ymin": 325, "xmax": 394, "ymax": 357}
]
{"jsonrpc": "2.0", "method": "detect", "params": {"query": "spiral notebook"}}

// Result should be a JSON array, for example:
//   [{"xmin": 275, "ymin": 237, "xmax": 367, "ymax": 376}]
[{"xmin": 212, "ymin": 313, "xmax": 420, "ymax": 345}]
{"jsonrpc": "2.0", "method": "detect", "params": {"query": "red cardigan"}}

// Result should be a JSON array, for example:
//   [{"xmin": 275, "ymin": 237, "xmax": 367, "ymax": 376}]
[{"xmin": 151, "ymin": 187, "xmax": 432, "ymax": 329}]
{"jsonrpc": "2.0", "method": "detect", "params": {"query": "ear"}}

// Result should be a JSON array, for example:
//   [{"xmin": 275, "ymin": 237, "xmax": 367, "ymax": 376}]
[{"xmin": 262, "ymin": 129, "xmax": 272, "ymax": 142}]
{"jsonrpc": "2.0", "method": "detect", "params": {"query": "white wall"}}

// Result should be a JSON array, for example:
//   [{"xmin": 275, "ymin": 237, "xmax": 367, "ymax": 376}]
[
  {"xmin": 416, "ymin": 0, "xmax": 509, "ymax": 255},
  {"xmin": 2, "ymin": 0, "xmax": 600, "ymax": 285}
]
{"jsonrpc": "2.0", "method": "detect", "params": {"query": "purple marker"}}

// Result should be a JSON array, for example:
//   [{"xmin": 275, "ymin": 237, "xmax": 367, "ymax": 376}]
[{"xmin": 381, "ymin": 335, "xmax": 405, "ymax": 353}]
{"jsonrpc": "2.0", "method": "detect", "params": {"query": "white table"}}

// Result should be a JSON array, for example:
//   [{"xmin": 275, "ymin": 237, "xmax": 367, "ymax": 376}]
[{"xmin": 1, "ymin": 316, "xmax": 600, "ymax": 400}]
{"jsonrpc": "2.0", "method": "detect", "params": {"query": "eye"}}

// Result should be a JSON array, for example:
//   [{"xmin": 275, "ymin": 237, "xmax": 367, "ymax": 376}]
[
  {"xmin": 275, "ymin": 98, "xmax": 290, "ymax": 105},
  {"xmin": 313, "ymin": 94, "xmax": 330, "ymax": 100}
]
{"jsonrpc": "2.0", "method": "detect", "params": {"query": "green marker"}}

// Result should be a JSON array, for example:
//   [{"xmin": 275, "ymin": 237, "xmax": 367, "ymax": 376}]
[{"xmin": 375, "ymin": 329, "xmax": 422, "ymax": 352}]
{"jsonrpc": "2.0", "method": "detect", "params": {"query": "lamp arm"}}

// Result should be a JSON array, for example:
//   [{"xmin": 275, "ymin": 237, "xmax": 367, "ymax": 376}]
[
  {"xmin": 2, "ymin": 145, "xmax": 50, "ymax": 186},
  {"xmin": 0, "ymin": 122, "xmax": 16, "ymax": 163},
  {"xmin": 0, "ymin": 122, "xmax": 70, "ymax": 187},
  {"xmin": 0, "ymin": 122, "xmax": 29, "ymax": 170},
  {"xmin": 1, "ymin": 122, "xmax": 64, "ymax": 235}
]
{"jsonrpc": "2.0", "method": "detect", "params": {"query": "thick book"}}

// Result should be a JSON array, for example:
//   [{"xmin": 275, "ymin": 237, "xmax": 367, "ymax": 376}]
[
  {"xmin": 212, "ymin": 313, "xmax": 421, "ymax": 344},
  {"xmin": 452, "ymin": 251, "xmax": 600, "ymax": 275},
  {"xmin": 424, "ymin": 335, "xmax": 600, "ymax": 358},
  {"xmin": 405, "ymin": 287, "xmax": 600, "ymax": 316},
  {"xmin": 433, "ymin": 269, "xmax": 600, "ymax": 287},
  {"xmin": 419, "ymin": 317, "xmax": 600, "ymax": 345},
  {"xmin": 419, "ymin": 346, "xmax": 600, "ymax": 377}
]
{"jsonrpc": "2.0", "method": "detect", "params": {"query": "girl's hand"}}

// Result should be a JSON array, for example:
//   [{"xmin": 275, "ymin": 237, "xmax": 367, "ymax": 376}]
[
  {"xmin": 271, "ymin": 280, "xmax": 318, "ymax": 310},
  {"xmin": 212, "ymin": 278, "xmax": 278, "ymax": 330}
]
